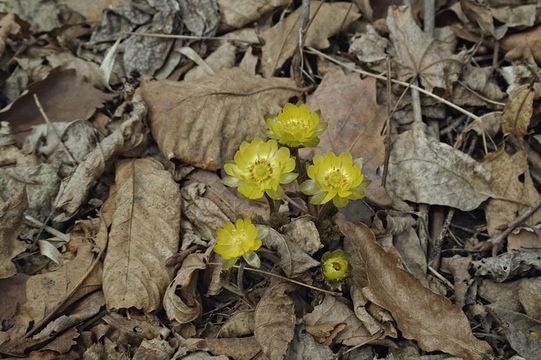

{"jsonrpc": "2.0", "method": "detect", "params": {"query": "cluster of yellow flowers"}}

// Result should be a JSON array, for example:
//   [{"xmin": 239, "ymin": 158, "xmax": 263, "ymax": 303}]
[{"xmin": 213, "ymin": 102, "xmax": 362, "ymax": 282}]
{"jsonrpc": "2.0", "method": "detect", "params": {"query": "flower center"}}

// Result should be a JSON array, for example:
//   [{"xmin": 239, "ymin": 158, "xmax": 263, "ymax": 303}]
[
  {"xmin": 331, "ymin": 261, "xmax": 342, "ymax": 272},
  {"xmin": 249, "ymin": 159, "xmax": 273, "ymax": 182},
  {"xmin": 283, "ymin": 117, "xmax": 309, "ymax": 131},
  {"xmin": 324, "ymin": 169, "xmax": 347, "ymax": 190}
]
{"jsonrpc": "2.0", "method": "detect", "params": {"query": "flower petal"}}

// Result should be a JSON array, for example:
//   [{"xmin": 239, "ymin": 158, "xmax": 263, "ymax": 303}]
[
  {"xmin": 238, "ymin": 182, "xmax": 264, "ymax": 199},
  {"xmin": 333, "ymin": 196, "xmax": 349, "ymax": 208},
  {"xmin": 309, "ymin": 191, "xmax": 328, "ymax": 205},
  {"xmin": 280, "ymin": 172, "xmax": 298, "ymax": 184},
  {"xmin": 222, "ymin": 176, "xmax": 241, "ymax": 188},
  {"xmin": 299, "ymin": 180, "xmax": 320, "ymax": 195},
  {"xmin": 266, "ymin": 186, "xmax": 284, "ymax": 200}
]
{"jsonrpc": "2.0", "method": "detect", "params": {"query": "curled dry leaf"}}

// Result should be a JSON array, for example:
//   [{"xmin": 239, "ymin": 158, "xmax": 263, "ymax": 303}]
[
  {"xmin": 164, "ymin": 253, "xmax": 206, "ymax": 324},
  {"xmin": 219, "ymin": 311, "xmax": 254, "ymax": 338},
  {"xmin": 305, "ymin": 70, "xmax": 385, "ymax": 176},
  {"xmin": 0, "ymin": 69, "xmax": 114, "ymax": 145},
  {"xmin": 387, "ymin": 6, "xmax": 464, "ymax": 92},
  {"xmin": 261, "ymin": 1, "xmax": 360, "ymax": 78},
  {"xmin": 489, "ymin": 306, "xmax": 541, "ymax": 359},
  {"xmin": 140, "ymin": 68, "xmax": 300, "ymax": 170},
  {"xmin": 254, "ymin": 281, "xmax": 295, "ymax": 360},
  {"xmin": 0, "ymin": 185, "xmax": 27, "ymax": 279},
  {"xmin": 263, "ymin": 229, "xmax": 320, "ymax": 277},
  {"xmin": 102, "ymin": 158, "xmax": 181, "ymax": 312},
  {"xmin": 335, "ymin": 214, "xmax": 493, "ymax": 360},
  {"xmin": 387, "ymin": 123, "xmax": 492, "ymax": 211},
  {"xmin": 132, "ymin": 338, "xmax": 175, "ymax": 360},
  {"xmin": 501, "ymin": 24, "xmax": 541, "ymax": 63},
  {"xmin": 303, "ymin": 295, "xmax": 373, "ymax": 346},
  {"xmin": 218, "ymin": 0, "xmax": 290, "ymax": 29},
  {"xmin": 472, "ymin": 250, "xmax": 541, "ymax": 282},
  {"xmin": 501, "ymin": 85, "xmax": 534, "ymax": 138},
  {"xmin": 53, "ymin": 98, "xmax": 146, "ymax": 222}
]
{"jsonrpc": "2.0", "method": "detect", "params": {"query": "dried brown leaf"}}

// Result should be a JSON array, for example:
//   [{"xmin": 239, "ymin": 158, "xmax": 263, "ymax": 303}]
[
  {"xmin": 0, "ymin": 14, "xmax": 21, "ymax": 59},
  {"xmin": 287, "ymin": 329, "xmax": 334, "ymax": 360},
  {"xmin": 263, "ymin": 229, "xmax": 320, "ymax": 277},
  {"xmin": 280, "ymin": 218, "xmax": 322, "ymax": 255},
  {"xmin": 53, "ymin": 98, "xmax": 146, "ymax": 222},
  {"xmin": 219, "ymin": 311, "xmax": 254, "ymax": 338},
  {"xmin": 188, "ymin": 336, "xmax": 268, "ymax": 360},
  {"xmin": 140, "ymin": 68, "xmax": 300, "ymax": 170},
  {"xmin": 501, "ymin": 24, "xmax": 541, "ymax": 63},
  {"xmin": 132, "ymin": 338, "xmax": 175, "ymax": 360},
  {"xmin": 387, "ymin": 123, "xmax": 492, "ymax": 211},
  {"xmin": 483, "ymin": 149, "xmax": 541, "ymax": 237},
  {"xmin": 0, "ymin": 69, "xmax": 114, "ymax": 144},
  {"xmin": 304, "ymin": 70, "xmax": 385, "ymax": 176},
  {"xmin": 261, "ymin": 1, "xmax": 360, "ymax": 78},
  {"xmin": 335, "ymin": 214, "xmax": 493, "ymax": 360},
  {"xmin": 304, "ymin": 295, "xmax": 373, "ymax": 346},
  {"xmin": 218, "ymin": 0, "xmax": 290, "ymax": 29},
  {"xmin": 0, "ymin": 185, "xmax": 26, "ymax": 278},
  {"xmin": 103, "ymin": 158, "xmax": 181, "ymax": 311},
  {"xmin": 489, "ymin": 306, "xmax": 541, "ymax": 359},
  {"xmin": 163, "ymin": 253, "xmax": 206, "ymax": 324},
  {"xmin": 501, "ymin": 85, "xmax": 534, "ymax": 138},
  {"xmin": 185, "ymin": 42, "xmax": 237, "ymax": 81},
  {"xmin": 254, "ymin": 281, "xmax": 295, "ymax": 360},
  {"xmin": 59, "ymin": 0, "xmax": 130, "ymax": 23},
  {"xmin": 387, "ymin": 6, "xmax": 464, "ymax": 92}
]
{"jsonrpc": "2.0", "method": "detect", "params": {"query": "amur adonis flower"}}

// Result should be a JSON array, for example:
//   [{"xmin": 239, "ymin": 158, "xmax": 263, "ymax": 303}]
[
  {"xmin": 266, "ymin": 102, "xmax": 327, "ymax": 148},
  {"xmin": 213, "ymin": 218, "xmax": 265, "ymax": 269},
  {"xmin": 222, "ymin": 137, "xmax": 297, "ymax": 200},
  {"xmin": 321, "ymin": 249, "xmax": 350, "ymax": 282},
  {"xmin": 299, "ymin": 151, "xmax": 367, "ymax": 208}
]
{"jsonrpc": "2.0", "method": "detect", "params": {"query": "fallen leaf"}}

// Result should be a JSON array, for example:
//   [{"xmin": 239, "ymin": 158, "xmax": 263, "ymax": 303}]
[
  {"xmin": 0, "ymin": 0, "xmax": 63, "ymax": 32},
  {"xmin": 489, "ymin": 306, "xmax": 541, "ymax": 359},
  {"xmin": 501, "ymin": 24, "xmax": 541, "ymax": 63},
  {"xmin": 478, "ymin": 279, "xmax": 522, "ymax": 313},
  {"xmin": 501, "ymin": 85, "xmax": 534, "ymax": 138},
  {"xmin": 261, "ymin": 1, "xmax": 360, "ymax": 78},
  {"xmin": 163, "ymin": 253, "xmax": 206, "ymax": 324},
  {"xmin": 287, "ymin": 328, "xmax": 334, "ymax": 360},
  {"xmin": 254, "ymin": 281, "xmax": 295, "ymax": 360},
  {"xmin": 304, "ymin": 70, "xmax": 385, "ymax": 176},
  {"xmin": 102, "ymin": 158, "xmax": 181, "ymax": 311},
  {"xmin": 219, "ymin": 311, "xmax": 254, "ymax": 338},
  {"xmin": 280, "ymin": 217, "xmax": 322, "ymax": 255},
  {"xmin": 0, "ymin": 274, "xmax": 28, "ymax": 336},
  {"xmin": 387, "ymin": 122, "xmax": 492, "ymax": 211},
  {"xmin": 188, "ymin": 336, "xmax": 267, "ymax": 360},
  {"xmin": 518, "ymin": 278, "xmax": 541, "ymax": 321},
  {"xmin": 263, "ymin": 229, "xmax": 320, "ymax": 277},
  {"xmin": 304, "ymin": 294, "xmax": 373, "ymax": 346},
  {"xmin": 472, "ymin": 250, "xmax": 541, "ymax": 282},
  {"xmin": 335, "ymin": 214, "xmax": 493, "ymax": 360},
  {"xmin": 483, "ymin": 149, "xmax": 541, "ymax": 237},
  {"xmin": 178, "ymin": 0, "xmax": 219, "ymax": 37},
  {"xmin": 387, "ymin": 6, "xmax": 464, "ymax": 92},
  {"xmin": 83, "ymin": 338, "xmax": 129, "ymax": 360},
  {"xmin": 132, "ymin": 338, "xmax": 175, "ymax": 360},
  {"xmin": 0, "ymin": 14, "xmax": 22, "ymax": 59},
  {"xmin": 440, "ymin": 256, "xmax": 473, "ymax": 308},
  {"xmin": 139, "ymin": 67, "xmax": 300, "ymax": 170},
  {"xmin": 58, "ymin": 0, "xmax": 130, "ymax": 23},
  {"xmin": 53, "ymin": 98, "xmax": 146, "ymax": 222},
  {"xmin": 218, "ymin": 0, "xmax": 290, "ymax": 29},
  {"xmin": 508, "ymin": 227, "xmax": 541, "ymax": 251},
  {"xmin": 182, "ymin": 352, "xmax": 228, "ymax": 360},
  {"xmin": 0, "ymin": 185, "xmax": 27, "ymax": 278},
  {"xmin": 0, "ymin": 69, "xmax": 114, "ymax": 144},
  {"xmin": 40, "ymin": 327, "xmax": 79, "ymax": 355},
  {"xmin": 349, "ymin": 24, "xmax": 389, "ymax": 65}
]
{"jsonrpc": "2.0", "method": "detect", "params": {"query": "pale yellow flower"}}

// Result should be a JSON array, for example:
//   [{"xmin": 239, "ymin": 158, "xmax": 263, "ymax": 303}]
[
  {"xmin": 222, "ymin": 137, "xmax": 297, "ymax": 200},
  {"xmin": 266, "ymin": 103, "xmax": 327, "ymax": 148},
  {"xmin": 321, "ymin": 250, "xmax": 350, "ymax": 282},
  {"xmin": 299, "ymin": 151, "xmax": 366, "ymax": 208},
  {"xmin": 214, "ymin": 218, "xmax": 263, "ymax": 268}
]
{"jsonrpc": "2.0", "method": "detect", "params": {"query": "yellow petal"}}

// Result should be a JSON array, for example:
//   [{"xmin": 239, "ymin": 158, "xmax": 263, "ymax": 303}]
[
  {"xmin": 238, "ymin": 182, "xmax": 264, "ymax": 199},
  {"xmin": 333, "ymin": 196, "xmax": 349, "ymax": 208}
]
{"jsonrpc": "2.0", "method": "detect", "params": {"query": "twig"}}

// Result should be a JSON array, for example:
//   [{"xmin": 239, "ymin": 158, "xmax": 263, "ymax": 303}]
[
  {"xmin": 121, "ymin": 31, "xmax": 259, "ymax": 44},
  {"xmin": 428, "ymin": 265, "xmax": 454, "ymax": 290},
  {"xmin": 423, "ymin": 0, "xmax": 435, "ymax": 37},
  {"xmin": 429, "ymin": 208, "xmax": 454, "ymax": 269},
  {"xmin": 381, "ymin": 57, "xmax": 393, "ymax": 187},
  {"xmin": 476, "ymin": 196, "xmax": 541, "ymax": 254},
  {"xmin": 33, "ymin": 94, "xmax": 78, "ymax": 165},
  {"xmin": 305, "ymin": 47, "xmax": 481, "ymax": 121},
  {"xmin": 283, "ymin": 194, "xmax": 310, "ymax": 215},
  {"xmin": 209, "ymin": 263, "xmax": 341, "ymax": 296}
]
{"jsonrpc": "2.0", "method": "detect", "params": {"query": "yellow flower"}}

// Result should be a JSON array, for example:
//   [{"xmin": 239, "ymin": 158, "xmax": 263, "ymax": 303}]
[
  {"xmin": 266, "ymin": 102, "xmax": 327, "ymax": 148},
  {"xmin": 321, "ymin": 250, "xmax": 350, "ymax": 282},
  {"xmin": 222, "ymin": 137, "xmax": 297, "ymax": 200},
  {"xmin": 299, "ymin": 151, "xmax": 367, "ymax": 208},
  {"xmin": 214, "ymin": 218, "xmax": 263, "ymax": 268}
]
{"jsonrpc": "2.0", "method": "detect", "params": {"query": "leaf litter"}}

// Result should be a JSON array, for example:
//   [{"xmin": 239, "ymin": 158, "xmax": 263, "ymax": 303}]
[{"xmin": 1, "ymin": 1, "xmax": 541, "ymax": 359}]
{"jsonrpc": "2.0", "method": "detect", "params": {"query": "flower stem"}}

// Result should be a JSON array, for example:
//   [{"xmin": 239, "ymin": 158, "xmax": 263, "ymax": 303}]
[
  {"xmin": 317, "ymin": 202, "xmax": 334, "ymax": 225},
  {"xmin": 264, "ymin": 193, "xmax": 276, "ymax": 214}
]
